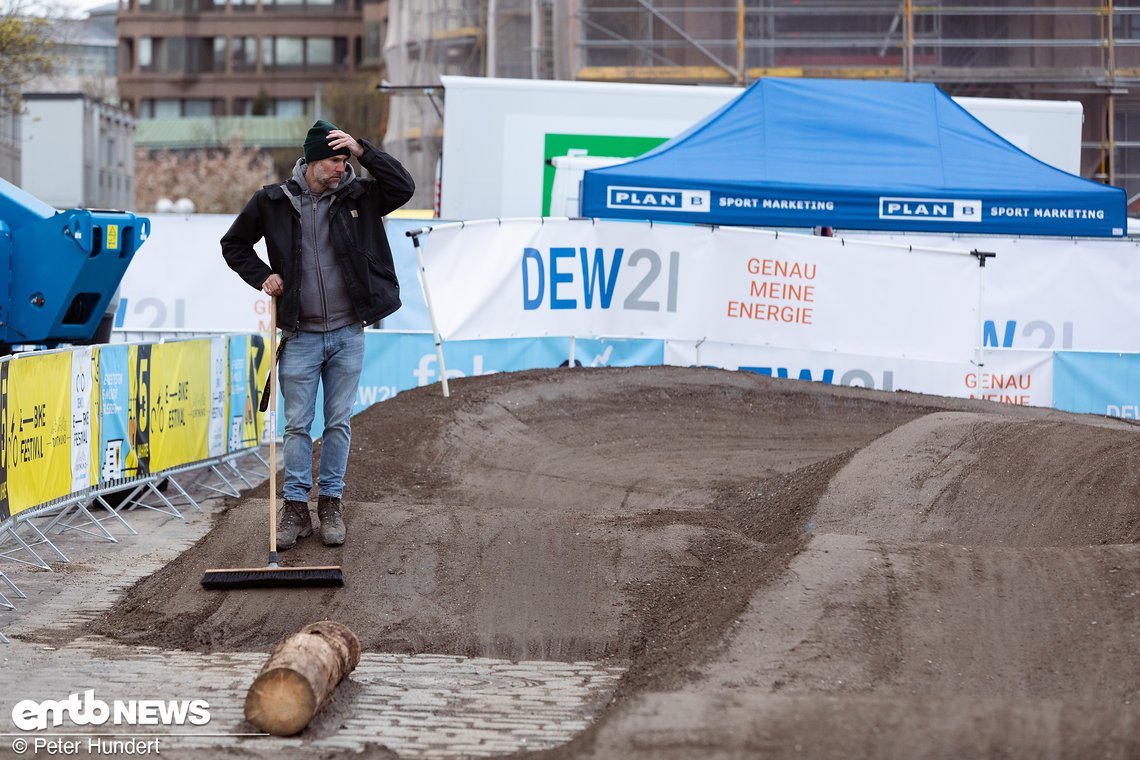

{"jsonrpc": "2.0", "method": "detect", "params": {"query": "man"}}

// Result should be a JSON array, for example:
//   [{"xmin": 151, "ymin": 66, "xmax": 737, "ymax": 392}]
[{"xmin": 221, "ymin": 119, "xmax": 414, "ymax": 549}]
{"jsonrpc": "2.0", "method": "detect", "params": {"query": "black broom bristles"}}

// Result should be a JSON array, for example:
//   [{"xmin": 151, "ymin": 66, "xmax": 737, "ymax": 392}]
[{"xmin": 200, "ymin": 565, "xmax": 344, "ymax": 590}]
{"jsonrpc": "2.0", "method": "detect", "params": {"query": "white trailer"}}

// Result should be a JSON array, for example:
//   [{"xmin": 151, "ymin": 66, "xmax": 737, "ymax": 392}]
[
  {"xmin": 438, "ymin": 76, "xmax": 739, "ymax": 220},
  {"xmin": 438, "ymin": 76, "xmax": 1084, "ymax": 221},
  {"xmin": 953, "ymin": 95, "xmax": 1083, "ymax": 176}
]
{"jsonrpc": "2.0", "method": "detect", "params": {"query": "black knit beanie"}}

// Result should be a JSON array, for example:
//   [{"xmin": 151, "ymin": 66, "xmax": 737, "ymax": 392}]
[{"xmin": 303, "ymin": 119, "xmax": 351, "ymax": 163}]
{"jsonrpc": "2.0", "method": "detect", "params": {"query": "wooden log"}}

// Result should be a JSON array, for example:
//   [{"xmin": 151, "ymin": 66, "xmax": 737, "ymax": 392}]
[{"xmin": 244, "ymin": 621, "xmax": 361, "ymax": 736}]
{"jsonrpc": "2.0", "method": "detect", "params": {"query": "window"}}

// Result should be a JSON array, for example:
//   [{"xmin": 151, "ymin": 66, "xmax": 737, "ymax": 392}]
[
  {"xmin": 120, "ymin": 38, "xmax": 134, "ymax": 73},
  {"xmin": 140, "ymin": 99, "xmax": 220, "ymax": 118},
  {"xmin": 98, "ymin": 45, "xmax": 116, "ymax": 76},
  {"xmin": 263, "ymin": 36, "xmax": 346, "ymax": 69},
  {"xmin": 1115, "ymin": 13, "xmax": 1140, "ymax": 40},
  {"xmin": 163, "ymin": 38, "xmax": 187, "ymax": 73},
  {"xmin": 232, "ymin": 36, "xmax": 257, "ymax": 70},
  {"xmin": 306, "ymin": 37, "xmax": 333, "ymax": 66},
  {"xmin": 184, "ymin": 100, "xmax": 213, "ymax": 117},
  {"xmin": 153, "ymin": 99, "xmax": 181, "ymax": 118},
  {"xmin": 137, "ymin": 37, "xmax": 199, "ymax": 74},
  {"xmin": 363, "ymin": 20, "xmax": 385, "ymax": 66},
  {"xmin": 138, "ymin": 37, "xmax": 153, "ymax": 70},
  {"xmin": 268, "ymin": 36, "xmax": 304, "ymax": 68},
  {"xmin": 275, "ymin": 99, "xmax": 306, "ymax": 117},
  {"xmin": 190, "ymin": 37, "xmax": 226, "ymax": 72},
  {"xmin": 264, "ymin": 0, "xmax": 348, "ymax": 10}
]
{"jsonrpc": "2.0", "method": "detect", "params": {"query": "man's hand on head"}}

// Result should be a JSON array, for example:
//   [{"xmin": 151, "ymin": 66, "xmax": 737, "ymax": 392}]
[
  {"xmin": 262, "ymin": 273, "xmax": 284, "ymax": 297},
  {"xmin": 327, "ymin": 130, "xmax": 363, "ymax": 158}
]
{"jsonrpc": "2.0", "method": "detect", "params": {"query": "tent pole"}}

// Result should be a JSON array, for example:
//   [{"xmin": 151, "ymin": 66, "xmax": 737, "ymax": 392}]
[
  {"xmin": 970, "ymin": 250, "xmax": 996, "ymax": 368},
  {"xmin": 409, "ymin": 230, "xmax": 451, "ymax": 398},
  {"xmin": 1107, "ymin": 0, "xmax": 1117, "ymax": 187}
]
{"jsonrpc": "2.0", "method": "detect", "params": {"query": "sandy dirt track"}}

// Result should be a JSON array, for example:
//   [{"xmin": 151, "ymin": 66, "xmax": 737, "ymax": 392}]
[{"xmin": 73, "ymin": 366, "xmax": 1139, "ymax": 758}]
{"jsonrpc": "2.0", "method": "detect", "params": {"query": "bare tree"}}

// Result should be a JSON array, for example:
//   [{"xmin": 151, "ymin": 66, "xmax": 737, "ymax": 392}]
[
  {"xmin": 323, "ymin": 71, "xmax": 390, "ymax": 146},
  {"xmin": 136, "ymin": 137, "xmax": 276, "ymax": 215},
  {"xmin": 0, "ymin": 1, "xmax": 59, "ymax": 112}
]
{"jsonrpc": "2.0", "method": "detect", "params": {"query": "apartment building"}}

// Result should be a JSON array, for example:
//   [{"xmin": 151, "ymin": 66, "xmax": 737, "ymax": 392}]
[{"xmin": 116, "ymin": 0, "xmax": 388, "ymax": 119}]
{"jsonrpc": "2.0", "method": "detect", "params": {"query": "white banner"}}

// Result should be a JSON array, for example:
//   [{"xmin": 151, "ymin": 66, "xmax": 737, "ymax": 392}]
[
  {"xmin": 208, "ymin": 335, "xmax": 228, "ymax": 458},
  {"xmin": 117, "ymin": 214, "xmax": 272, "ymax": 333},
  {"xmin": 665, "ymin": 341, "xmax": 1053, "ymax": 407},
  {"xmin": 417, "ymin": 219, "xmax": 982, "ymax": 363},
  {"xmin": 845, "ymin": 233, "xmax": 1140, "ymax": 352},
  {"xmin": 70, "ymin": 347, "xmax": 92, "ymax": 491},
  {"xmin": 117, "ymin": 214, "xmax": 428, "ymax": 335},
  {"xmin": 957, "ymin": 351, "xmax": 1053, "ymax": 407}
]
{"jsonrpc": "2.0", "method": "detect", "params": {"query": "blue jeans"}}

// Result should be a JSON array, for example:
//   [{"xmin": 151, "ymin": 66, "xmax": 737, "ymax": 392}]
[{"xmin": 279, "ymin": 324, "xmax": 364, "ymax": 502}]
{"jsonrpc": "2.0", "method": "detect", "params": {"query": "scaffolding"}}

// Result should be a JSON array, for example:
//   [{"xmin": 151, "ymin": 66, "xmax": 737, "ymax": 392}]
[{"xmin": 384, "ymin": 1, "xmax": 1140, "ymax": 209}]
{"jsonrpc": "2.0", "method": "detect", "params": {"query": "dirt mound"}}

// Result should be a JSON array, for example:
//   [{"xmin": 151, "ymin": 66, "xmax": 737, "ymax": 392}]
[
  {"xmin": 87, "ymin": 367, "xmax": 926, "ymax": 655},
  {"xmin": 74, "ymin": 365, "xmax": 1139, "ymax": 759},
  {"xmin": 815, "ymin": 410, "xmax": 1140, "ymax": 545}
]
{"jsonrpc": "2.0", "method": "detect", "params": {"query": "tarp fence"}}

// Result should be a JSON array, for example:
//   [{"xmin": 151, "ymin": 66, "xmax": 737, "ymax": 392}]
[{"xmin": 0, "ymin": 335, "xmax": 269, "ymax": 576}]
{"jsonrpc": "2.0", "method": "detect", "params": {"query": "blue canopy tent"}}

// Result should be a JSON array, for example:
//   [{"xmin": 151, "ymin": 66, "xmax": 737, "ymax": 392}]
[{"xmin": 580, "ymin": 78, "xmax": 1126, "ymax": 237}]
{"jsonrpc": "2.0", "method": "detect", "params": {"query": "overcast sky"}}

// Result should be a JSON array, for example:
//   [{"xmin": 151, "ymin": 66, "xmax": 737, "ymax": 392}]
[{"xmin": 48, "ymin": 0, "xmax": 116, "ymax": 17}]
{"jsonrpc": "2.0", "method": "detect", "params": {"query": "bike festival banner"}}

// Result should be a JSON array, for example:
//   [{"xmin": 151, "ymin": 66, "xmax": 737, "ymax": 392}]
[
  {"xmin": 70, "ymin": 346, "xmax": 94, "ymax": 492},
  {"xmin": 148, "ymin": 340, "xmax": 210, "ymax": 472},
  {"xmin": 208, "ymin": 335, "xmax": 227, "ymax": 459},
  {"xmin": 0, "ymin": 360, "xmax": 7, "ymax": 522},
  {"xmin": 97, "ymin": 344, "xmax": 131, "ymax": 483},
  {"xmin": 126, "ymin": 344, "xmax": 151, "ymax": 479},
  {"xmin": 227, "ymin": 335, "xmax": 251, "ymax": 452},
  {"xmin": 5, "ymin": 351, "xmax": 74, "ymax": 516},
  {"xmin": 227, "ymin": 334, "xmax": 269, "ymax": 453},
  {"xmin": 414, "ymin": 219, "xmax": 982, "ymax": 364}
]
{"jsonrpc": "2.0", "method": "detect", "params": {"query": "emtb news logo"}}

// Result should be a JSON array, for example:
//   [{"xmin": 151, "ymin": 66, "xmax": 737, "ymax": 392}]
[
  {"xmin": 879, "ymin": 196, "xmax": 981, "ymax": 222},
  {"xmin": 607, "ymin": 186, "xmax": 711, "ymax": 213},
  {"xmin": 11, "ymin": 690, "xmax": 210, "ymax": 730}
]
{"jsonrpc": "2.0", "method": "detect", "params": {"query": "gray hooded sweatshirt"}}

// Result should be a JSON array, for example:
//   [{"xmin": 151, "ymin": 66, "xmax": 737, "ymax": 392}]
[{"xmin": 285, "ymin": 158, "xmax": 359, "ymax": 333}]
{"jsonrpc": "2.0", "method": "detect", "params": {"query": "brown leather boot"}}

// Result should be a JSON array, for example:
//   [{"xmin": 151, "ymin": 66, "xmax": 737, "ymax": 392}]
[
  {"xmin": 317, "ymin": 495, "xmax": 345, "ymax": 546},
  {"xmin": 276, "ymin": 499, "xmax": 312, "ymax": 550}
]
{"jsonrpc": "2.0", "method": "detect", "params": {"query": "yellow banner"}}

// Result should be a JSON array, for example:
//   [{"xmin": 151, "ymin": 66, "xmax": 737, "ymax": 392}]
[
  {"xmin": 245, "ymin": 334, "xmax": 269, "ymax": 450},
  {"xmin": 126, "ymin": 344, "xmax": 152, "ymax": 479},
  {"xmin": 6, "ymin": 352, "xmax": 73, "ymax": 516},
  {"xmin": 150, "ymin": 340, "xmax": 211, "ymax": 471},
  {"xmin": 0, "ymin": 360, "xmax": 9, "ymax": 521},
  {"xmin": 91, "ymin": 346, "xmax": 101, "ymax": 487}
]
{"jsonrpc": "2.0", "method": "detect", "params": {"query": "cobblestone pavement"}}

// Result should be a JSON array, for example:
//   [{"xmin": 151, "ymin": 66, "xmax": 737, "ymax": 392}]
[
  {"xmin": 0, "ymin": 457, "xmax": 626, "ymax": 759},
  {"xmin": 0, "ymin": 638, "xmax": 624, "ymax": 758}
]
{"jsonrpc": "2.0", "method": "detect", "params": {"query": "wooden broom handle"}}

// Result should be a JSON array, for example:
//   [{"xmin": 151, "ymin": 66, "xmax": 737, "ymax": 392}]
[{"xmin": 268, "ymin": 297, "xmax": 278, "ymax": 560}]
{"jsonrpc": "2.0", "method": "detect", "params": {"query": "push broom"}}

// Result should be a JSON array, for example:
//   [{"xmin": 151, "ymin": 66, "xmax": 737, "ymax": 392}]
[{"xmin": 201, "ymin": 298, "xmax": 344, "ymax": 590}]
